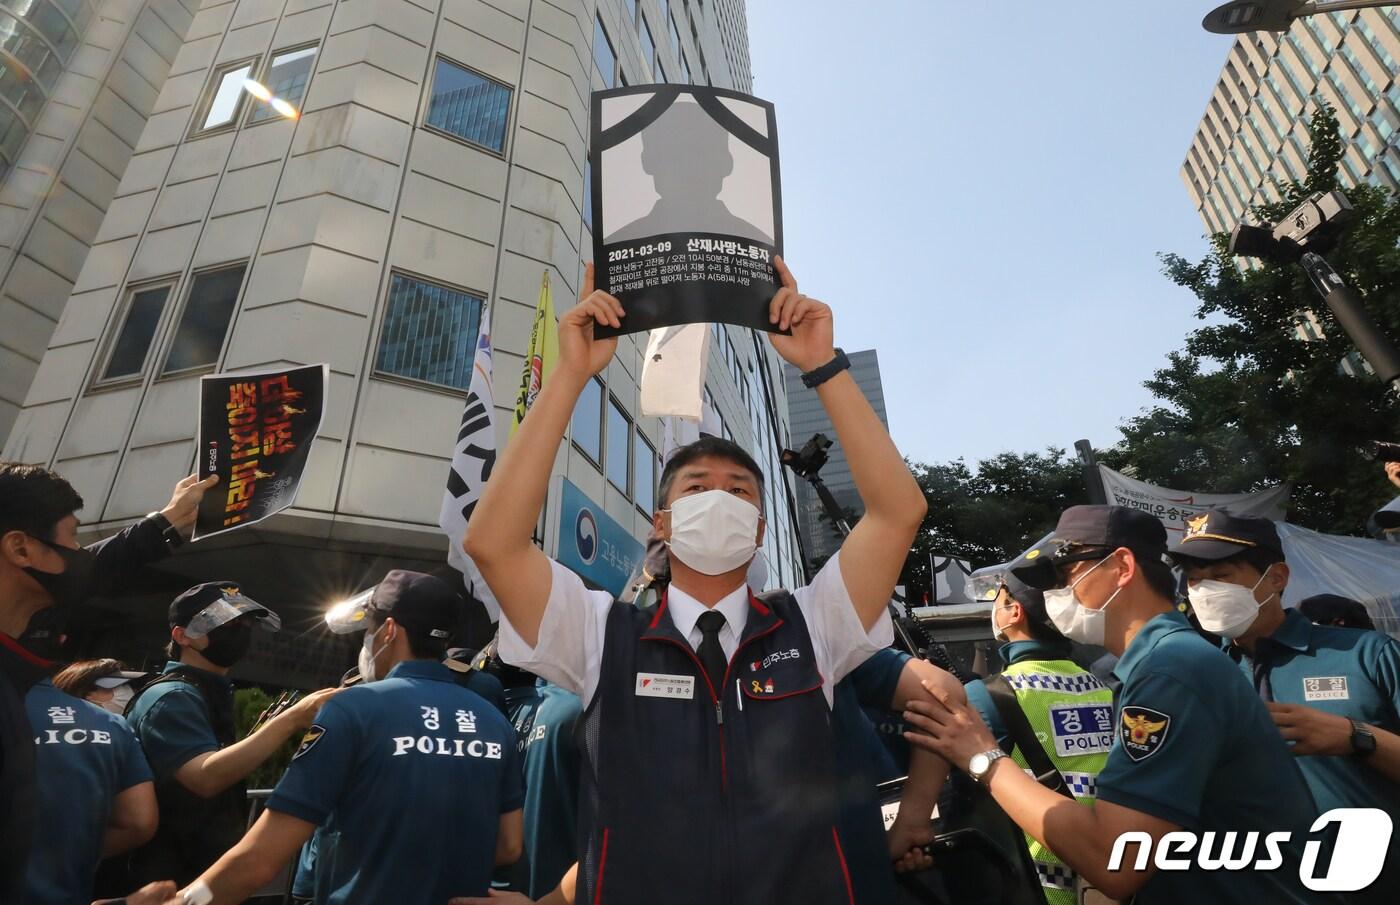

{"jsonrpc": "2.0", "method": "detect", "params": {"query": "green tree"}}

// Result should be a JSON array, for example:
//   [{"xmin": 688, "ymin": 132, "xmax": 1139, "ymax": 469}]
[
  {"xmin": 1115, "ymin": 103, "xmax": 1400, "ymax": 534},
  {"xmin": 899, "ymin": 449, "xmax": 1087, "ymax": 601},
  {"xmin": 234, "ymin": 687, "xmax": 301, "ymax": 790}
]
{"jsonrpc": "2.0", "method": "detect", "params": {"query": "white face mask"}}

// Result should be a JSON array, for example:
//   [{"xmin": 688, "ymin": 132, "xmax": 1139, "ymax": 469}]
[
  {"xmin": 1187, "ymin": 566, "xmax": 1276, "ymax": 639},
  {"xmin": 990, "ymin": 603, "xmax": 1015, "ymax": 643},
  {"xmin": 358, "ymin": 623, "xmax": 391, "ymax": 683},
  {"xmin": 664, "ymin": 489, "xmax": 762, "ymax": 576},
  {"xmin": 1043, "ymin": 553, "xmax": 1123, "ymax": 646},
  {"xmin": 100, "ymin": 683, "xmax": 134, "ymax": 715}
]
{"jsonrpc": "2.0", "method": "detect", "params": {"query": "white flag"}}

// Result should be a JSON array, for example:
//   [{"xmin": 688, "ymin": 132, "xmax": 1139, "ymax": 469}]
[{"xmin": 439, "ymin": 327, "xmax": 500, "ymax": 619}]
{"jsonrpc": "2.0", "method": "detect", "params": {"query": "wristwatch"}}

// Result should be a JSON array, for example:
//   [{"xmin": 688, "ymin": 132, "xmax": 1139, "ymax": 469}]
[
  {"xmin": 146, "ymin": 511, "xmax": 185, "ymax": 550},
  {"xmin": 967, "ymin": 748, "xmax": 1008, "ymax": 784},
  {"xmin": 1351, "ymin": 720, "xmax": 1377, "ymax": 758},
  {"xmin": 800, "ymin": 348, "xmax": 850, "ymax": 389}
]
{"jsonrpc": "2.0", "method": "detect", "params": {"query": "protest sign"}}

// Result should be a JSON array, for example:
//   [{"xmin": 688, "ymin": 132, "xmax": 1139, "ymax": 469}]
[
  {"xmin": 1097, "ymin": 465, "xmax": 1290, "ymax": 536},
  {"xmin": 590, "ymin": 85, "xmax": 782, "ymax": 337},
  {"xmin": 194, "ymin": 364, "xmax": 327, "ymax": 540}
]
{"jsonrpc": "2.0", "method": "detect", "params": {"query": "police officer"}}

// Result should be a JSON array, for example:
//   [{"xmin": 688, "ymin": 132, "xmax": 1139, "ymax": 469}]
[
  {"xmin": 25, "ymin": 675, "xmax": 156, "ymax": 904},
  {"xmin": 168, "ymin": 570, "xmax": 524, "ymax": 904},
  {"xmin": 125, "ymin": 582, "xmax": 333, "ymax": 886},
  {"xmin": 505, "ymin": 672, "xmax": 584, "ymax": 899},
  {"xmin": 447, "ymin": 643, "xmax": 509, "ymax": 714},
  {"xmin": 0, "ymin": 462, "xmax": 213, "ymax": 902},
  {"xmin": 959, "ymin": 563, "xmax": 1114, "ymax": 905},
  {"xmin": 465, "ymin": 258, "xmax": 929, "ymax": 905},
  {"xmin": 903, "ymin": 505, "xmax": 1325, "ymax": 904},
  {"xmin": 1169, "ymin": 510, "xmax": 1400, "ymax": 900}
]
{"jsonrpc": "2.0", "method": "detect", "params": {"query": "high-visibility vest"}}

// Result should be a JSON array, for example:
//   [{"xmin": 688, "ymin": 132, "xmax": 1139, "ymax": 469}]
[{"xmin": 1000, "ymin": 658, "xmax": 1114, "ymax": 905}]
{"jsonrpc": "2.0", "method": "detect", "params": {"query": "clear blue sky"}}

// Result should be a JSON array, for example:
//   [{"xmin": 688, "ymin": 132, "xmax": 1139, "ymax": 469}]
[{"xmin": 747, "ymin": 2, "xmax": 1239, "ymax": 466}]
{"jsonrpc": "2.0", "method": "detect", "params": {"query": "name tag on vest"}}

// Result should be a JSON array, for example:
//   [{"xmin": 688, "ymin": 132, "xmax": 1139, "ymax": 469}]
[
  {"xmin": 1303, "ymin": 676, "xmax": 1349, "ymax": 701},
  {"xmin": 636, "ymin": 672, "xmax": 695, "ymax": 700}
]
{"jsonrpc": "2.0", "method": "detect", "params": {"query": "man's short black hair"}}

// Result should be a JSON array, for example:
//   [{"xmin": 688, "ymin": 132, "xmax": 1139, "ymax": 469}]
[
  {"xmin": 367, "ymin": 607, "xmax": 449, "ymax": 661},
  {"xmin": 0, "ymin": 462, "xmax": 83, "ymax": 541},
  {"xmin": 1298, "ymin": 594, "xmax": 1376, "ymax": 631},
  {"xmin": 1138, "ymin": 555, "xmax": 1179, "ymax": 602},
  {"xmin": 657, "ymin": 436, "xmax": 765, "ymax": 510}
]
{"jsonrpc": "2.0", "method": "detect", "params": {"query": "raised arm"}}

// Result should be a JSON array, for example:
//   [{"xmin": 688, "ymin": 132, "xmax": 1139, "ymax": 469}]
[
  {"xmin": 767, "ymin": 257, "xmax": 926, "ymax": 630},
  {"xmin": 463, "ymin": 264, "xmax": 622, "ymax": 646}
]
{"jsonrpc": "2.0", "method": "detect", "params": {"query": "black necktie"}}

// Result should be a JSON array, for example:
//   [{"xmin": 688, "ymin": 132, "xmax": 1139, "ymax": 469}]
[
  {"xmin": 1252, "ymin": 639, "xmax": 1276, "ymax": 703},
  {"xmin": 696, "ymin": 610, "xmax": 728, "ymax": 693}
]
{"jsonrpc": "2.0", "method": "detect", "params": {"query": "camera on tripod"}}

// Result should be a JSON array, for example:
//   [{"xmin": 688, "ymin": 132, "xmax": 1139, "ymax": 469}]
[
  {"xmin": 1228, "ymin": 191, "xmax": 1353, "ymax": 264},
  {"xmin": 780, "ymin": 433, "xmax": 833, "ymax": 479},
  {"xmin": 1362, "ymin": 441, "xmax": 1400, "ymax": 464}
]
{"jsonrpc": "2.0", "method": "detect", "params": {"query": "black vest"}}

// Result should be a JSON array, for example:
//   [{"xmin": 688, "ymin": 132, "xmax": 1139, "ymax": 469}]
[
  {"xmin": 576, "ymin": 589, "xmax": 855, "ymax": 905},
  {"xmin": 125, "ymin": 667, "xmax": 248, "ymax": 886}
]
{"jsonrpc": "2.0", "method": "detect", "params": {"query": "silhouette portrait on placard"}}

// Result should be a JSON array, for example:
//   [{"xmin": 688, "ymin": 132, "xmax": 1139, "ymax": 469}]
[{"xmin": 605, "ymin": 99, "xmax": 774, "ymax": 246}]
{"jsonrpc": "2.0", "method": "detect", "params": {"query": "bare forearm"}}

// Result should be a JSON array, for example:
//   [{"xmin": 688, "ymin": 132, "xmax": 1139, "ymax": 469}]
[
  {"xmin": 100, "ymin": 824, "xmax": 151, "ymax": 858},
  {"xmin": 816, "ymin": 372, "xmax": 924, "ymax": 527},
  {"xmin": 465, "ymin": 372, "xmax": 586, "ymax": 561},
  {"xmin": 182, "ymin": 716, "xmax": 298, "ymax": 797}
]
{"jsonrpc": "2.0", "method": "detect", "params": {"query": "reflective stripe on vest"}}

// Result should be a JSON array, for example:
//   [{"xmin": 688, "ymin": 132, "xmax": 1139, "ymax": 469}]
[{"xmin": 1002, "ymin": 659, "xmax": 1113, "ymax": 905}]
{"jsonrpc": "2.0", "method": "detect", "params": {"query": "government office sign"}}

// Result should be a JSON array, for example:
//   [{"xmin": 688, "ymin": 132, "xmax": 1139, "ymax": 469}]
[{"xmin": 556, "ymin": 478, "xmax": 644, "ymax": 597}]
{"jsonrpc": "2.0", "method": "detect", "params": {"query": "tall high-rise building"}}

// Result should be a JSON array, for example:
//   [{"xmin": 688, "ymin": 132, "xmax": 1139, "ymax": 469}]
[
  {"xmin": 0, "ymin": 0, "xmax": 199, "ymax": 443},
  {"xmin": 1182, "ymin": 8, "xmax": 1400, "ymax": 237},
  {"xmin": 2, "ymin": 0, "xmax": 799, "ymax": 688},
  {"xmin": 782, "ymin": 349, "xmax": 888, "ymax": 574}
]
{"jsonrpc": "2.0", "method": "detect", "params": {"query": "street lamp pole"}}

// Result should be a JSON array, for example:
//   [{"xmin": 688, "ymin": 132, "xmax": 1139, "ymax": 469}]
[{"xmin": 1205, "ymin": 0, "xmax": 1397, "ymax": 34}]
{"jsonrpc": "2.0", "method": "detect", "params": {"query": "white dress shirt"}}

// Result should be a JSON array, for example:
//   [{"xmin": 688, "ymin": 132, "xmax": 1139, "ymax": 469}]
[{"xmin": 498, "ymin": 551, "xmax": 894, "ymax": 708}]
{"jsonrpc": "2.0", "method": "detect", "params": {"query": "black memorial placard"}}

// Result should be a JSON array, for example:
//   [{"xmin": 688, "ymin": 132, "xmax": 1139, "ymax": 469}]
[
  {"xmin": 590, "ymin": 85, "xmax": 783, "ymax": 338},
  {"xmin": 194, "ymin": 364, "xmax": 327, "ymax": 540}
]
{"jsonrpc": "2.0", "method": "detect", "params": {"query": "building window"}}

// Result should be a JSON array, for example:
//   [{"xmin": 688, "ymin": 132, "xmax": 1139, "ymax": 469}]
[
  {"xmin": 593, "ymin": 15, "xmax": 616, "ymax": 88},
  {"xmin": 635, "ymin": 432, "xmax": 656, "ymax": 514},
  {"xmin": 625, "ymin": 0, "xmax": 638, "ymax": 24},
  {"xmin": 572, "ymin": 376, "xmax": 603, "ymax": 462},
  {"xmin": 374, "ymin": 273, "xmax": 484, "ymax": 390},
  {"xmin": 99, "ymin": 284, "xmax": 170, "ymax": 383},
  {"xmin": 248, "ymin": 45, "xmax": 317, "ymax": 123},
  {"xmin": 607, "ymin": 396, "xmax": 631, "ymax": 495},
  {"xmin": 162, "ymin": 264, "xmax": 247, "ymax": 374},
  {"xmin": 425, "ymin": 57, "xmax": 512, "ymax": 153},
  {"xmin": 640, "ymin": 15, "xmax": 656, "ymax": 76},
  {"xmin": 197, "ymin": 60, "xmax": 257, "ymax": 133}
]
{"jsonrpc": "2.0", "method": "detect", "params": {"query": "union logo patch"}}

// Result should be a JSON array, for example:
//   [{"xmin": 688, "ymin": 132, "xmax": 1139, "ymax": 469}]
[{"xmin": 1120, "ymin": 706, "xmax": 1170, "ymax": 762}]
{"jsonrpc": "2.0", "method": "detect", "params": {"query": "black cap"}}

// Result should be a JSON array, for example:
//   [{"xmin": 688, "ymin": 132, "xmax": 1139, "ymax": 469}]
[
  {"xmin": 170, "ymin": 581, "xmax": 256, "ymax": 626},
  {"xmin": 1011, "ymin": 505, "xmax": 1168, "ymax": 591},
  {"xmin": 370, "ymin": 570, "xmax": 458, "ymax": 641},
  {"xmin": 1167, "ymin": 510, "xmax": 1282, "ymax": 563},
  {"xmin": 1001, "ymin": 572, "xmax": 1048, "ymax": 624}
]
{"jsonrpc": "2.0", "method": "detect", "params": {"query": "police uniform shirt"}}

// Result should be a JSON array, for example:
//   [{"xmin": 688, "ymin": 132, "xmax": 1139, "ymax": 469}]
[
  {"xmin": 499, "ymin": 552, "xmax": 894, "ymax": 708},
  {"xmin": 1233, "ymin": 608, "xmax": 1400, "ymax": 899},
  {"xmin": 26, "ymin": 679, "xmax": 153, "ymax": 905},
  {"xmin": 1096, "ymin": 611, "xmax": 1320, "ymax": 905},
  {"xmin": 847, "ymin": 646, "xmax": 912, "ymax": 776},
  {"xmin": 125, "ymin": 661, "xmax": 228, "ymax": 778},
  {"xmin": 267, "ymin": 660, "xmax": 523, "ymax": 904},
  {"xmin": 1234, "ymin": 609, "xmax": 1400, "ymax": 812},
  {"xmin": 832, "ymin": 647, "xmax": 910, "ymax": 905},
  {"xmin": 505, "ymin": 680, "xmax": 582, "ymax": 899}
]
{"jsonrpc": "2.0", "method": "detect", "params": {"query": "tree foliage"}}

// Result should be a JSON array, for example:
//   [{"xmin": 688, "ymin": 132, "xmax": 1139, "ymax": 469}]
[{"xmin": 895, "ymin": 105, "xmax": 1400, "ymax": 599}]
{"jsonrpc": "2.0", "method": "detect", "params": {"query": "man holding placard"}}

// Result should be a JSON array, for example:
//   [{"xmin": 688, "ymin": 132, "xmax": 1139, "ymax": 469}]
[{"xmin": 465, "ymin": 256, "xmax": 930, "ymax": 905}]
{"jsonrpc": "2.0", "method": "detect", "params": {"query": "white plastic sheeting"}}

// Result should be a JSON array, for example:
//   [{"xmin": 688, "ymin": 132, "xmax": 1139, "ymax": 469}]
[{"xmin": 1276, "ymin": 522, "xmax": 1400, "ymax": 639}]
